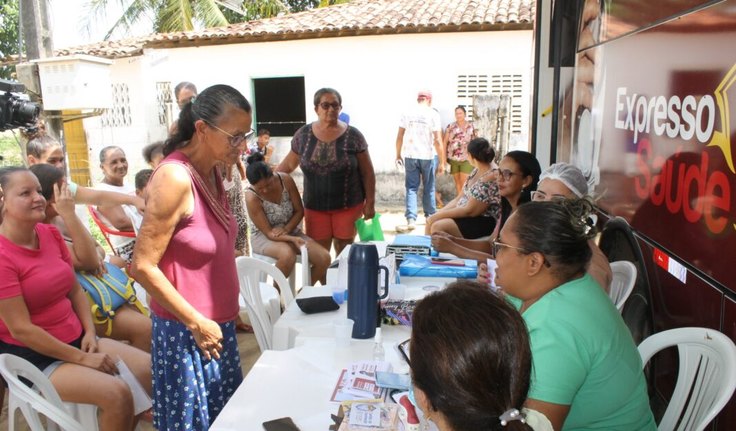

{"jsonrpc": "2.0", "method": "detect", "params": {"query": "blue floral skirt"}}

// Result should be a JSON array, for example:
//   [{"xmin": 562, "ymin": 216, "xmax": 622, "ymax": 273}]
[{"xmin": 151, "ymin": 315, "xmax": 243, "ymax": 431}]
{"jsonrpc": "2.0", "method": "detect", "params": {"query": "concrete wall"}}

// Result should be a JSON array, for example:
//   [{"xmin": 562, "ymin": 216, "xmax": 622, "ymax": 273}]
[{"xmin": 82, "ymin": 29, "xmax": 533, "ymax": 182}]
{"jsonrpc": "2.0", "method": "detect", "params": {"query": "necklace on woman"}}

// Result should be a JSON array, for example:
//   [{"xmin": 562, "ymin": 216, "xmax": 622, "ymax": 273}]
[
  {"xmin": 467, "ymin": 167, "xmax": 493, "ymax": 187},
  {"xmin": 477, "ymin": 167, "xmax": 494, "ymax": 180}
]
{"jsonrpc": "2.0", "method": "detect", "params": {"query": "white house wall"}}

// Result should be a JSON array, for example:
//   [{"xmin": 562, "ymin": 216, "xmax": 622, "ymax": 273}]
[
  {"xmin": 83, "ymin": 30, "xmax": 532, "ymax": 179},
  {"xmin": 83, "ymin": 56, "xmax": 169, "ymax": 182}
]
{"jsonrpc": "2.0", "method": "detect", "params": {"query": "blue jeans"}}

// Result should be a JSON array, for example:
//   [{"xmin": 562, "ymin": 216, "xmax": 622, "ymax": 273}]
[{"xmin": 404, "ymin": 157, "xmax": 436, "ymax": 221}]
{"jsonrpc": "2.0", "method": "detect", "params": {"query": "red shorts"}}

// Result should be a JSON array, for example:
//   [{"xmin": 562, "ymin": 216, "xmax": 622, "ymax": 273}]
[{"xmin": 305, "ymin": 203, "xmax": 364, "ymax": 241}]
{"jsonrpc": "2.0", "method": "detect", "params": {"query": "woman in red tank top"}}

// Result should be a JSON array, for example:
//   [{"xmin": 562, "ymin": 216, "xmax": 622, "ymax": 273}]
[{"xmin": 130, "ymin": 84, "xmax": 253, "ymax": 431}]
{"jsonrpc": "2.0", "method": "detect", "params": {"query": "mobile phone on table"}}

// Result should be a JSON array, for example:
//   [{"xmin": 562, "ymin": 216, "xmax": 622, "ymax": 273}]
[
  {"xmin": 430, "ymin": 257, "xmax": 465, "ymax": 266},
  {"xmin": 375, "ymin": 371, "xmax": 412, "ymax": 390},
  {"xmin": 263, "ymin": 417, "xmax": 301, "ymax": 431}
]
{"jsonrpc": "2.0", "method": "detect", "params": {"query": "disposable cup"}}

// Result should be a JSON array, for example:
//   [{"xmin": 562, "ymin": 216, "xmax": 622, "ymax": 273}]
[
  {"xmin": 486, "ymin": 258, "xmax": 499, "ymax": 291},
  {"xmin": 334, "ymin": 318, "xmax": 354, "ymax": 348}
]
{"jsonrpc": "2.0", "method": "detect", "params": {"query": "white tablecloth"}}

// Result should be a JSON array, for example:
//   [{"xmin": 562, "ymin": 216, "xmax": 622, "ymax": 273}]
[
  {"xmin": 212, "ymin": 240, "xmax": 454, "ymax": 429},
  {"xmin": 272, "ymin": 280, "xmax": 452, "ymax": 351},
  {"xmin": 209, "ymin": 340, "xmax": 410, "ymax": 430}
]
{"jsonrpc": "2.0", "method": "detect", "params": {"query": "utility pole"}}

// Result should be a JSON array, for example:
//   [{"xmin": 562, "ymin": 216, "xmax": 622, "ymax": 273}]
[
  {"xmin": 20, "ymin": 0, "xmax": 54, "ymax": 61},
  {"xmin": 19, "ymin": 0, "xmax": 63, "ymax": 146}
]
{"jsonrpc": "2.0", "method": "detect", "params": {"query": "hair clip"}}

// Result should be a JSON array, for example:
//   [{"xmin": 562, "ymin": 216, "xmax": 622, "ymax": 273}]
[
  {"xmin": 499, "ymin": 408, "xmax": 526, "ymax": 427},
  {"xmin": 582, "ymin": 215, "xmax": 595, "ymax": 235}
]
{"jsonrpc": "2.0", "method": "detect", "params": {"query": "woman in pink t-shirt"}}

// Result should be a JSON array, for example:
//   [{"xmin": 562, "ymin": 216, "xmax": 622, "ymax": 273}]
[{"xmin": 0, "ymin": 167, "xmax": 151, "ymax": 430}]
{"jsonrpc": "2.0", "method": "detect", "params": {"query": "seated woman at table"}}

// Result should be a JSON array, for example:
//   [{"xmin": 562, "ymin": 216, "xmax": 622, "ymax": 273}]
[
  {"xmin": 30, "ymin": 164, "xmax": 152, "ymax": 353},
  {"xmin": 0, "ymin": 166, "xmax": 152, "ymax": 430},
  {"xmin": 244, "ymin": 152, "xmax": 331, "ymax": 285},
  {"xmin": 493, "ymin": 198, "xmax": 655, "ymax": 430},
  {"xmin": 430, "ymin": 150, "xmax": 541, "ymax": 260},
  {"xmin": 410, "ymin": 281, "xmax": 551, "ymax": 431},
  {"xmin": 424, "ymin": 137, "xmax": 501, "ymax": 239},
  {"xmin": 477, "ymin": 162, "xmax": 612, "ymax": 292}
]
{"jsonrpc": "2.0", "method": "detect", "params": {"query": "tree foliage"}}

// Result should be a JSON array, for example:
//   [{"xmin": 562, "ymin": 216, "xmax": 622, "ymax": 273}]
[
  {"xmin": 0, "ymin": 0, "xmax": 21, "ymax": 79},
  {"xmin": 84, "ymin": 0, "xmax": 325, "ymax": 40},
  {"xmin": 318, "ymin": 0, "xmax": 349, "ymax": 6}
]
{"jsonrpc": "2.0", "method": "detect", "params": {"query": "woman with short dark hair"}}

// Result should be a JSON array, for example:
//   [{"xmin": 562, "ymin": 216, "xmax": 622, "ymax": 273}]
[
  {"xmin": 494, "ymin": 199, "xmax": 655, "ymax": 430},
  {"xmin": 277, "ymin": 87, "xmax": 376, "ymax": 256},
  {"xmin": 411, "ymin": 281, "xmax": 547, "ymax": 431}
]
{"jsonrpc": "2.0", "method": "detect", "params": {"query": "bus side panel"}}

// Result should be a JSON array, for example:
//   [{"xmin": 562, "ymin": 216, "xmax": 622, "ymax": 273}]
[
  {"xmin": 719, "ymin": 296, "xmax": 736, "ymax": 430},
  {"xmin": 560, "ymin": 1, "xmax": 736, "ymax": 425},
  {"xmin": 563, "ymin": 0, "xmax": 736, "ymax": 290}
]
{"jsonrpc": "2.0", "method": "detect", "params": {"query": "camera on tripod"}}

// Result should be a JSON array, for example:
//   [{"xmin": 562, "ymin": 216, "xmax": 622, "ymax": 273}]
[{"xmin": 0, "ymin": 79, "xmax": 40, "ymax": 132}]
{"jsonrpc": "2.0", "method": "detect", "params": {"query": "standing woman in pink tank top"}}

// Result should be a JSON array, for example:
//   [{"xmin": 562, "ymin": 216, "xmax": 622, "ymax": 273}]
[{"xmin": 130, "ymin": 85, "xmax": 253, "ymax": 431}]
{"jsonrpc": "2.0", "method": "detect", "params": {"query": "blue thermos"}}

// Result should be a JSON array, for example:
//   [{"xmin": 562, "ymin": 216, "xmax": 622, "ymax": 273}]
[{"xmin": 347, "ymin": 243, "xmax": 389, "ymax": 339}]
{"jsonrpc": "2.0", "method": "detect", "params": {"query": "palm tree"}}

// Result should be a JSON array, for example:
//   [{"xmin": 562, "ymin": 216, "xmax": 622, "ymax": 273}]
[
  {"xmin": 318, "ymin": 0, "xmax": 349, "ymax": 6},
  {"xmin": 83, "ymin": 0, "xmax": 320, "ymax": 41}
]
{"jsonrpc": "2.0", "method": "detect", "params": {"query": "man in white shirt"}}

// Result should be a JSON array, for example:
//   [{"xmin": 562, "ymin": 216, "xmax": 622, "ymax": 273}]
[{"xmin": 395, "ymin": 90, "xmax": 444, "ymax": 231}]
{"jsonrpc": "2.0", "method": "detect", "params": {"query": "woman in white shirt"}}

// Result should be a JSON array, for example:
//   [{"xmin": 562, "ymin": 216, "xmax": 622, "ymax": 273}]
[{"xmin": 95, "ymin": 146, "xmax": 140, "ymax": 263}]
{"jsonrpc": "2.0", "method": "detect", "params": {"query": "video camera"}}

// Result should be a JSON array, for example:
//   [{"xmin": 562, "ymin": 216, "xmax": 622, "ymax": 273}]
[{"xmin": 0, "ymin": 79, "xmax": 40, "ymax": 132}]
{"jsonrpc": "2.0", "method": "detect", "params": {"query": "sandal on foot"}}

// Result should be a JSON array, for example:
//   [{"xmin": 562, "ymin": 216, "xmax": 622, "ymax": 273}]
[{"xmin": 236, "ymin": 322, "xmax": 254, "ymax": 333}]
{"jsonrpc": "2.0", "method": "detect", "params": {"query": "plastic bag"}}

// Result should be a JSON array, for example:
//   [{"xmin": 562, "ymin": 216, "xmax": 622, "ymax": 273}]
[{"xmin": 355, "ymin": 213, "xmax": 385, "ymax": 241}]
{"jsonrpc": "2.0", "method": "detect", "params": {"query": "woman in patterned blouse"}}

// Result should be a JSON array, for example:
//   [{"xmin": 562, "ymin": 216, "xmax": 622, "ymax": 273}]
[
  {"xmin": 277, "ymin": 88, "xmax": 376, "ymax": 256},
  {"xmin": 444, "ymin": 105, "xmax": 476, "ymax": 197},
  {"xmin": 425, "ymin": 138, "xmax": 501, "ymax": 239}
]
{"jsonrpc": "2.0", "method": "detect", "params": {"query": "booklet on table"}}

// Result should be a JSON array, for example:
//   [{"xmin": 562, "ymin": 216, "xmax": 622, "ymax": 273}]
[{"xmin": 331, "ymin": 360, "xmax": 392, "ymax": 402}]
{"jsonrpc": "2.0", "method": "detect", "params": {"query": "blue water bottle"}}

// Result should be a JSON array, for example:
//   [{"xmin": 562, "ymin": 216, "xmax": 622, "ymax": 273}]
[{"xmin": 347, "ymin": 243, "xmax": 389, "ymax": 339}]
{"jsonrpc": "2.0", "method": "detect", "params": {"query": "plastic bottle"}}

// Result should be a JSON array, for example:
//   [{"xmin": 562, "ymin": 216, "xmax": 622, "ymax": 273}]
[{"xmin": 373, "ymin": 328, "xmax": 385, "ymax": 362}]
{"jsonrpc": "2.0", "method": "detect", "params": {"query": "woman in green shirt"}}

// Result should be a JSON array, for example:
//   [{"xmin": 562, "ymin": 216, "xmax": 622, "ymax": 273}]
[{"xmin": 493, "ymin": 199, "xmax": 656, "ymax": 430}]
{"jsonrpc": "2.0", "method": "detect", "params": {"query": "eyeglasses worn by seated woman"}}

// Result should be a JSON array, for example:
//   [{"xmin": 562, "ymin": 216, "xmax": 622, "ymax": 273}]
[
  {"xmin": 205, "ymin": 121, "xmax": 255, "ymax": 147},
  {"xmin": 496, "ymin": 169, "xmax": 521, "ymax": 181},
  {"xmin": 319, "ymin": 102, "xmax": 341, "ymax": 111},
  {"xmin": 492, "ymin": 239, "xmax": 551, "ymax": 267},
  {"xmin": 492, "ymin": 239, "xmax": 529, "ymax": 256}
]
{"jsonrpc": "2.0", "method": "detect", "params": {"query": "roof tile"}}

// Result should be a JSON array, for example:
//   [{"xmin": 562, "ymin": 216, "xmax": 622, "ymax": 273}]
[{"xmin": 54, "ymin": 0, "xmax": 534, "ymax": 59}]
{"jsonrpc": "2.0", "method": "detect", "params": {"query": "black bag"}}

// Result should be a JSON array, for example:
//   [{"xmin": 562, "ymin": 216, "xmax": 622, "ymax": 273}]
[{"xmin": 296, "ymin": 296, "xmax": 340, "ymax": 314}]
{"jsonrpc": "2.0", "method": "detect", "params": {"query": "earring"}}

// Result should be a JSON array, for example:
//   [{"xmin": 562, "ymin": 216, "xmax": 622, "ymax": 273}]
[{"xmin": 423, "ymin": 415, "xmax": 432, "ymax": 431}]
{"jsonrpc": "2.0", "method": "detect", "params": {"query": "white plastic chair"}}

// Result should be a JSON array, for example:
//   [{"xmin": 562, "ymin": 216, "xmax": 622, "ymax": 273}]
[
  {"xmin": 638, "ymin": 327, "xmax": 736, "ymax": 431},
  {"xmin": 253, "ymin": 244, "xmax": 311, "ymax": 296},
  {"xmin": 0, "ymin": 353, "xmax": 88, "ymax": 431},
  {"xmin": 236, "ymin": 256, "xmax": 295, "ymax": 351},
  {"xmin": 609, "ymin": 260, "xmax": 637, "ymax": 312}
]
